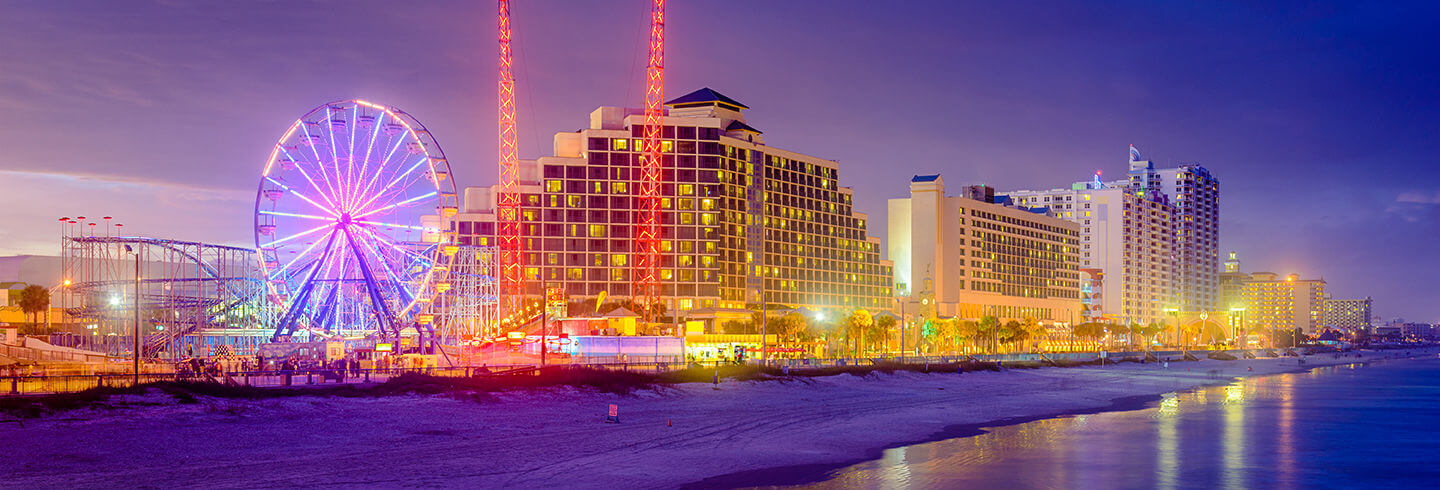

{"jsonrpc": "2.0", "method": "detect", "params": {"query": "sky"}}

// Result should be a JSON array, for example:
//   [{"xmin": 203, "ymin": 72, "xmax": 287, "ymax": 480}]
[{"xmin": 1, "ymin": 0, "xmax": 1437, "ymax": 320}]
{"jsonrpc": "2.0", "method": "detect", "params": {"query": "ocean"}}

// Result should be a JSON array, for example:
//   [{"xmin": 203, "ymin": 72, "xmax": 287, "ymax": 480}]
[{"xmin": 804, "ymin": 354, "xmax": 1440, "ymax": 489}]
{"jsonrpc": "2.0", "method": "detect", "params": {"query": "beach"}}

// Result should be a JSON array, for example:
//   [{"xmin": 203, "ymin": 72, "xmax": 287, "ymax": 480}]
[{"xmin": 4, "ymin": 349, "xmax": 1436, "ymax": 489}]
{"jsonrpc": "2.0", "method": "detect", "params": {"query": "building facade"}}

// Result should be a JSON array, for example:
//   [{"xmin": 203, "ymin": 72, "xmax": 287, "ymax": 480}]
[
  {"xmin": 888, "ymin": 175, "xmax": 1082, "ymax": 323},
  {"xmin": 1321, "ymin": 297, "xmax": 1372, "ymax": 331},
  {"xmin": 1003, "ymin": 182, "xmax": 1177, "ymax": 326},
  {"xmin": 453, "ymin": 88, "xmax": 892, "ymax": 313},
  {"xmin": 1243, "ymin": 272, "xmax": 1326, "ymax": 336}
]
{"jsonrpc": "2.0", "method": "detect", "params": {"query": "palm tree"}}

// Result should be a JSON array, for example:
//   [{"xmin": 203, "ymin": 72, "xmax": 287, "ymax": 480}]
[
  {"xmin": 19, "ymin": 284, "xmax": 50, "ymax": 335},
  {"xmin": 977, "ymin": 315, "xmax": 999, "ymax": 354},
  {"xmin": 956, "ymin": 320, "xmax": 979, "ymax": 354},
  {"xmin": 841, "ymin": 309, "xmax": 874, "ymax": 356},
  {"xmin": 873, "ymin": 315, "xmax": 898, "ymax": 353}
]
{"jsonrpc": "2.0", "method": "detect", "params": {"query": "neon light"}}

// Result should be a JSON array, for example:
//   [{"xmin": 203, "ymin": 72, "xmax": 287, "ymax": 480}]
[
  {"xmin": 352, "ymin": 157, "xmax": 428, "ymax": 216},
  {"xmin": 635, "ymin": 0, "xmax": 665, "ymax": 321},
  {"xmin": 355, "ymin": 219, "xmax": 438, "ymax": 232},
  {"xmin": 497, "ymin": 0, "xmax": 524, "ymax": 312},
  {"xmin": 258, "ymin": 210, "xmax": 333, "ymax": 221},
  {"xmin": 265, "ymin": 177, "xmax": 338, "ymax": 216},
  {"xmin": 354, "ymin": 191, "xmax": 438, "ymax": 220}
]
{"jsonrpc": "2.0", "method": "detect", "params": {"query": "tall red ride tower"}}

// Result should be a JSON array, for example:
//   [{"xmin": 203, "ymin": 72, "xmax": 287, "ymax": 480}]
[
  {"xmin": 497, "ymin": 0, "xmax": 523, "ymax": 317},
  {"xmin": 635, "ymin": 0, "xmax": 665, "ymax": 322}
]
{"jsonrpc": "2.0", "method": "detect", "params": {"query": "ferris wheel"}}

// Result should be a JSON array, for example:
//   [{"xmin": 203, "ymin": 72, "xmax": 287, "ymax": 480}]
[{"xmin": 255, "ymin": 99, "xmax": 458, "ymax": 342}]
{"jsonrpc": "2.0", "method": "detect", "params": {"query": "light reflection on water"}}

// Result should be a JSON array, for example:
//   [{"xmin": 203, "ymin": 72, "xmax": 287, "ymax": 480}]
[{"xmin": 800, "ymin": 359, "xmax": 1440, "ymax": 489}]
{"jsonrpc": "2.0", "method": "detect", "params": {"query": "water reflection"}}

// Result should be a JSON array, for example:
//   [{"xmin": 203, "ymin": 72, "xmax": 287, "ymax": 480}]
[{"xmin": 800, "ymin": 358, "xmax": 1440, "ymax": 489}]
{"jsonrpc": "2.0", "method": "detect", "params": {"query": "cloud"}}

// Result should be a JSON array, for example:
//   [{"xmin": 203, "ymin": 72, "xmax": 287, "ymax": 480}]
[
  {"xmin": 1395, "ymin": 190, "xmax": 1440, "ymax": 204},
  {"xmin": 1386, "ymin": 189, "xmax": 1440, "ymax": 223},
  {"xmin": 0, "ymin": 170, "xmax": 253, "ymax": 256}
]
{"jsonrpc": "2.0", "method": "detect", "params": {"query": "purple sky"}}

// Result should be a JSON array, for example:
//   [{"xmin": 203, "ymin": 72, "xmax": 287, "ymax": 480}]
[{"xmin": 1, "ymin": 1, "xmax": 1437, "ymax": 320}]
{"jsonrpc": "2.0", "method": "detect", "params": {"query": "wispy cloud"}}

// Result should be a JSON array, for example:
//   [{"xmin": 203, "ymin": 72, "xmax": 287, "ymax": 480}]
[{"xmin": 1386, "ymin": 189, "xmax": 1440, "ymax": 223}]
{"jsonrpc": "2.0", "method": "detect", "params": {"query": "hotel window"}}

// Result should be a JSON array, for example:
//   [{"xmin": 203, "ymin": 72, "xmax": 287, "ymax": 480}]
[
  {"xmin": 611, "ymin": 138, "xmax": 629, "ymax": 151},
  {"xmin": 566, "ymin": 195, "xmax": 582, "ymax": 207},
  {"xmin": 545, "ymin": 180, "xmax": 562, "ymax": 192},
  {"xmin": 611, "ymin": 254, "xmax": 627, "ymax": 267},
  {"xmin": 678, "ymin": 184, "xmax": 695, "ymax": 196},
  {"xmin": 588, "ymin": 225, "xmax": 606, "ymax": 237}
]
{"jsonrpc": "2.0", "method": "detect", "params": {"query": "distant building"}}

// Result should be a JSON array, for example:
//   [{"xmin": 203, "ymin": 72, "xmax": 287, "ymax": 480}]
[
  {"xmin": 887, "ymin": 175, "xmax": 1083, "ymax": 324},
  {"xmin": 1321, "ymin": 297, "xmax": 1373, "ymax": 332},
  {"xmin": 1218, "ymin": 251, "xmax": 1249, "ymax": 309},
  {"xmin": 1243, "ymin": 272, "xmax": 1326, "ymax": 336}
]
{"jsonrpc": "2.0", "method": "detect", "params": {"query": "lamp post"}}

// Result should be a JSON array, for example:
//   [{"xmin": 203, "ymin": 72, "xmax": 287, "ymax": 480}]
[
  {"xmin": 896, "ymin": 282, "xmax": 908, "ymax": 359},
  {"xmin": 123, "ymin": 244, "xmax": 140, "ymax": 385}
]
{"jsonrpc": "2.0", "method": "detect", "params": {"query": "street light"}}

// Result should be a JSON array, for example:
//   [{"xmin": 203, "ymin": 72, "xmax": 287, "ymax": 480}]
[{"xmin": 123, "ymin": 244, "xmax": 140, "ymax": 385}]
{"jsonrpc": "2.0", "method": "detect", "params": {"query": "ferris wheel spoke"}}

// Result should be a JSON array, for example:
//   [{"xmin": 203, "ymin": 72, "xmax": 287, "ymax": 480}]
[
  {"xmin": 259, "ymin": 222, "xmax": 334, "ymax": 249},
  {"xmin": 354, "ymin": 225, "xmax": 433, "ymax": 266},
  {"xmin": 300, "ymin": 122, "xmax": 345, "ymax": 210},
  {"xmin": 258, "ymin": 210, "xmax": 335, "ymax": 224},
  {"xmin": 354, "ymin": 109, "xmax": 388, "ymax": 209},
  {"xmin": 353, "ymin": 191, "xmax": 438, "ymax": 220},
  {"xmin": 354, "ymin": 140, "xmax": 416, "ymax": 213},
  {"xmin": 323, "ymin": 106, "xmax": 346, "ymax": 209},
  {"xmin": 264, "ymin": 177, "xmax": 338, "ymax": 217},
  {"xmin": 346, "ymin": 105, "xmax": 359, "ymax": 211},
  {"xmin": 277, "ymin": 146, "xmax": 341, "ymax": 210},
  {"xmin": 355, "ymin": 220, "xmax": 438, "ymax": 233},
  {"xmin": 353, "ymin": 157, "xmax": 429, "ymax": 214}
]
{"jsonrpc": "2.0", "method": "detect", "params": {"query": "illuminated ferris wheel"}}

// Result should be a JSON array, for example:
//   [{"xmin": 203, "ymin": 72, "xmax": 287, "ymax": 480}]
[{"xmin": 254, "ymin": 99, "xmax": 458, "ymax": 342}]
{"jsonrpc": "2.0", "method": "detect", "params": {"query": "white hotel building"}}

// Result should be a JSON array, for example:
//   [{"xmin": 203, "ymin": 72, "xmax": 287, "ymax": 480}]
[{"xmin": 1005, "ymin": 171, "xmax": 1179, "ymax": 326}]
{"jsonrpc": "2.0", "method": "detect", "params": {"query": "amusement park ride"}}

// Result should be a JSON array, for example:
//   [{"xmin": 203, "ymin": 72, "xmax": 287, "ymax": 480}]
[
  {"xmin": 59, "ymin": 1, "xmax": 667, "ymax": 361},
  {"xmin": 254, "ymin": 99, "xmax": 470, "ymax": 351}
]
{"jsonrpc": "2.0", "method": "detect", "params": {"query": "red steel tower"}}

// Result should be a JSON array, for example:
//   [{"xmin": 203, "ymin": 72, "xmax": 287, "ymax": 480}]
[
  {"xmin": 635, "ymin": 0, "xmax": 665, "ymax": 321},
  {"xmin": 497, "ymin": 0, "xmax": 523, "ymax": 314}
]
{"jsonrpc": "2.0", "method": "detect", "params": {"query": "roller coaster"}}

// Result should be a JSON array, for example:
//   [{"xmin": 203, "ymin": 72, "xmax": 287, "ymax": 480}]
[{"xmin": 59, "ymin": 233, "xmax": 270, "ymax": 358}]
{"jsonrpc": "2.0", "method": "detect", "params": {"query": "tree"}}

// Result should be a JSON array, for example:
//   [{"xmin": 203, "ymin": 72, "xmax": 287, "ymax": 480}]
[
  {"xmin": 873, "ymin": 315, "xmax": 897, "ymax": 352},
  {"xmin": 841, "ymin": 309, "xmax": 874, "ymax": 355},
  {"xmin": 956, "ymin": 320, "xmax": 979, "ymax": 353},
  {"xmin": 19, "ymin": 284, "xmax": 50, "ymax": 335},
  {"xmin": 977, "ymin": 315, "xmax": 999, "ymax": 354}
]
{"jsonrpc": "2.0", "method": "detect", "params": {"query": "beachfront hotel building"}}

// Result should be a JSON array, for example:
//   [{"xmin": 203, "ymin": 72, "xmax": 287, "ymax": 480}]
[
  {"xmin": 1242, "ymin": 272, "xmax": 1327, "ymax": 336},
  {"xmin": 1322, "ymin": 297, "xmax": 1373, "ymax": 332},
  {"xmin": 452, "ymin": 88, "xmax": 893, "ymax": 313},
  {"xmin": 1153, "ymin": 165, "xmax": 1220, "ymax": 312},
  {"xmin": 1003, "ymin": 179, "xmax": 1178, "ymax": 326},
  {"xmin": 887, "ymin": 175, "xmax": 1083, "ymax": 323}
]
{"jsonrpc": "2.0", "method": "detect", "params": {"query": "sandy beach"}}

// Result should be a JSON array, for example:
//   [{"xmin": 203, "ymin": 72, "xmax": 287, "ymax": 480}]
[{"xmin": 4, "ymin": 348, "xmax": 1436, "ymax": 489}]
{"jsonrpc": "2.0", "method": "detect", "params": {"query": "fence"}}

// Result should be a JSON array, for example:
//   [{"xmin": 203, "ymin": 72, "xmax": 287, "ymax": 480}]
[{"xmin": 2, "ymin": 349, "xmax": 1291, "ymax": 396}]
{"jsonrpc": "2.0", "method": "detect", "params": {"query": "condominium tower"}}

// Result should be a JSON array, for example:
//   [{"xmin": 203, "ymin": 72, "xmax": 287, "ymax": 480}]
[
  {"xmin": 1004, "ymin": 178, "xmax": 1178, "ymax": 326},
  {"xmin": 888, "ymin": 175, "xmax": 1083, "ymax": 323},
  {"xmin": 452, "ymin": 88, "xmax": 893, "ymax": 313},
  {"xmin": 1322, "ymin": 297, "xmax": 1373, "ymax": 331}
]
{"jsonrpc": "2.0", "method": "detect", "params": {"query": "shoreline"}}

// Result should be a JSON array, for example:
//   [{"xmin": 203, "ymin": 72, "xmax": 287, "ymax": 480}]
[
  {"xmin": 3, "ymin": 348, "xmax": 1437, "ymax": 489},
  {"xmin": 689, "ymin": 349, "xmax": 1439, "ymax": 489}
]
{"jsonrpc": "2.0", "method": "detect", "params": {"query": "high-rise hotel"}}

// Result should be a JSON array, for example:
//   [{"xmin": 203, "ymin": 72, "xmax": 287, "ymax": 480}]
[
  {"xmin": 453, "ymin": 88, "xmax": 893, "ymax": 313},
  {"xmin": 1001, "ymin": 148, "xmax": 1219, "ymax": 326},
  {"xmin": 888, "ymin": 176, "xmax": 1084, "ymax": 324}
]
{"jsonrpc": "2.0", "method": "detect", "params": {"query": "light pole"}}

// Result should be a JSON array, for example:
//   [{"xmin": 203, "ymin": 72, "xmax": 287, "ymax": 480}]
[
  {"xmin": 123, "ymin": 244, "xmax": 140, "ymax": 385},
  {"xmin": 896, "ymin": 282, "xmax": 908, "ymax": 359}
]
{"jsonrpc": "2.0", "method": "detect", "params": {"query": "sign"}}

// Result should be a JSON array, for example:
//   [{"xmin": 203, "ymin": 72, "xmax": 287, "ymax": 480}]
[
  {"xmin": 605, "ymin": 404, "xmax": 619, "ymax": 424},
  {"xmin": 1099, "ymin": 350, "xmax": 1108, "ymax": 358},
  {"xmin": 375, "ymin": 343, "xmax": 394, "ymax": 352}
]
